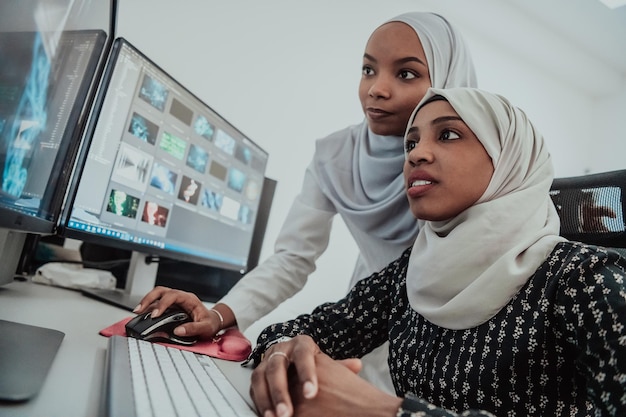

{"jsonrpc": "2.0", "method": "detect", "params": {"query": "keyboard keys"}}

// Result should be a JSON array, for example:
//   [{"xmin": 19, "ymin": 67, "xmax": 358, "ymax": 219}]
[
  {"xmin": 136, "ymin": 340, "xmax": 176, "ymax": 417},
  {"xmin": 127, "ymin": 339, "xmax": 153, "ymax": 417},
  {"xmin": 115, "ymin": 337, "xmax": 255, "ymax": 417}
]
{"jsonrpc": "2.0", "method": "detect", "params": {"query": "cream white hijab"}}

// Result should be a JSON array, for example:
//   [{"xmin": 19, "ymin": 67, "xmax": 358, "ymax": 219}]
[
  {"xmin": 406, "ymin": 88, "xmax": 566, "ymax": 329},
  {"xmin": 313, "ymin": 13, "xmax": 477, "ymax": 275}
]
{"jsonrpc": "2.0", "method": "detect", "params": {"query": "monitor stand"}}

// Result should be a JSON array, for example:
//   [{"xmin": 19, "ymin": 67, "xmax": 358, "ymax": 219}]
[
  {"xmin": 81, "ymin": 251, "xmax": 158, "ymax": 311},
  {"xmin": 0, "ymin": 229, "xmax": 27, "ymax": 286}
]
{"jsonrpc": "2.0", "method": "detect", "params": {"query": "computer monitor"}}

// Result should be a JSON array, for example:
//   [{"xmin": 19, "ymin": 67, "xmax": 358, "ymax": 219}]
[
  {"xmin": 0, "ymin": 0, "xmax": 113, "ymax": 403},
  {"xmin": 60, "ymin": 37, "xmax": 271, "ymax": 309},
  {"xmin": 0, "ymin": 0, "xmax": 111, "ymax": 286}
]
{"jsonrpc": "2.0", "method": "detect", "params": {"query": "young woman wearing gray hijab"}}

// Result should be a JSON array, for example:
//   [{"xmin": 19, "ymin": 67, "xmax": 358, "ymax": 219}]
[{"xmin": 135, "ymin": 11, "xmax": 478, "ymax": 391}]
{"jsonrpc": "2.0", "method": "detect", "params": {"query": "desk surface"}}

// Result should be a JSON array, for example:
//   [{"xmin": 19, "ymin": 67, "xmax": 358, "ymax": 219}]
[{"xmin": 0, "ymin": 279, "xmax": 253, "ymax": 417}]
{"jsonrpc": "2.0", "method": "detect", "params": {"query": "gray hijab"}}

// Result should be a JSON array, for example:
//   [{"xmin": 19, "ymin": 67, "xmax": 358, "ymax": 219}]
[{"xmin": 313, "ymin": 12, "xmax": 478, "ymax": 260}]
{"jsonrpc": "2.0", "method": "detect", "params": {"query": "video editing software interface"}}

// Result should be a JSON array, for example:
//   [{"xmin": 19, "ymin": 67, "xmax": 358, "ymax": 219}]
[
  {"xmin": 0, "ymin": 29, "xmax": 107, "ymax": 230},
  {"xmin": 64, "ymin": 38, "xmax": 269, "ymax": 271}
]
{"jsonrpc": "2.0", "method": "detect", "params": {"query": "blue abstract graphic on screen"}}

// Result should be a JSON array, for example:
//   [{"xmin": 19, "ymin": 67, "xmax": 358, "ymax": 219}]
[{"xmin": 1, "ymin": 33, "xmax": 50, "ymax": 199}]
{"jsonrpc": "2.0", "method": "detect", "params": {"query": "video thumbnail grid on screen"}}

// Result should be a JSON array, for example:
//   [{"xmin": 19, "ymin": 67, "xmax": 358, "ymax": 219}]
[{"xmin": 67, "ymin": 40, "xmax": 268, "ymax": 267}]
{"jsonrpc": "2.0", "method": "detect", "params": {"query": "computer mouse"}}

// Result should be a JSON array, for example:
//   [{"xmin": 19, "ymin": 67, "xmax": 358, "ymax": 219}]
[{"xmin": 125, "ymin": 306, "xmax": 198, "ymax": 346}]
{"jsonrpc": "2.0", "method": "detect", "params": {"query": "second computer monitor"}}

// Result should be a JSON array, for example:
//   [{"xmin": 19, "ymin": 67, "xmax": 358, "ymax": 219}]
[
  {"xmin": 62, "ymin": 38, "xmax": 269, "ymax": 288},
  {"xmin": 0, "ymin": 0, "xmax": 111, "ymax": 286}
]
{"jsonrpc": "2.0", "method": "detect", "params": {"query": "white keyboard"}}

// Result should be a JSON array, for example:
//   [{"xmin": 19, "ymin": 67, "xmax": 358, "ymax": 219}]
[{"xmin": 101, "ymin": 335, "xmax": 256, "ymax": 417}]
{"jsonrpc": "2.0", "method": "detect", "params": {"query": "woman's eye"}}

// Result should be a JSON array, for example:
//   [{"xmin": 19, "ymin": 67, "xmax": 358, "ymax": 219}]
[
  {"xmin": 362, "ymin": 66, "xmax": 374, "ymax": 76},
  {"xmin": 404, "ymin": 140, "xmax": 417, "ymax": 153},
  {"xmin": 399, "ymin": 70, "xmax": 417, "ymax": 80},
  {"xmin": 440, "ymin": 130, "xmax": 460, "ymax": 141}
]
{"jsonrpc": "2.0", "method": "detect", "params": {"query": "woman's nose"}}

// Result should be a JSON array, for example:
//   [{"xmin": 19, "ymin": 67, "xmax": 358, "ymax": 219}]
[
  {"xmin": 368, "ymin": 76, "xmax": 392, "ymax": 99},
  {"xmin": 406, "ymin": 142, "xmax": 433, "ymax": 165}
]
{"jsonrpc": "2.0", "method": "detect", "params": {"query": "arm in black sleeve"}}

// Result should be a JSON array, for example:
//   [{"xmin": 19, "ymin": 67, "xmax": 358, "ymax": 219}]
[{"xmin": 246, "ymin": 249, "xmax": 410, "ymax": 366}]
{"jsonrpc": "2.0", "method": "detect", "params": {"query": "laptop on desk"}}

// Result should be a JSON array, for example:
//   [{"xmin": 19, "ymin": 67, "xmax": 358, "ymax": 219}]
[{"xmin": 0, "ymin": 320, "xmax": 65, "ymax": 402}]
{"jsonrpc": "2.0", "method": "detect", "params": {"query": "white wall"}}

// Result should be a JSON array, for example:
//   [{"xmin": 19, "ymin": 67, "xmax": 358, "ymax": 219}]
[{"xmin": 115, "ymin": 0, "xmax": 626, "ymax": 339}]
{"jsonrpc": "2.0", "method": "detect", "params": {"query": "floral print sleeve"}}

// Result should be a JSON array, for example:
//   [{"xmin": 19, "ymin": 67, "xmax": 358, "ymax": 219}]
[{"xmin": 247, "ymin": 249, "xmax": 411, "ymax": 366}]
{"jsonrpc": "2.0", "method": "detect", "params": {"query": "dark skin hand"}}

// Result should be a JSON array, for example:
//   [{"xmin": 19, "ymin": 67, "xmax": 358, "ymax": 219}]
[
  {"xmin": 250, "ymin": 335, "xmax": 402, "ymax": 417},
  {"xmin": 134, "ymin": 286, "xmax": 236, "ymax": 339},
  {"xmin": 288, "ymin": 354, "xmax": 402, "ymax": 417}
]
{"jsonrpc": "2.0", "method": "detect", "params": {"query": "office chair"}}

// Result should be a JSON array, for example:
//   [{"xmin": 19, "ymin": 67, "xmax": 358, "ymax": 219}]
[{"xmin": 550, "ymin": 169, "xmax": 626, "ymax": 257}]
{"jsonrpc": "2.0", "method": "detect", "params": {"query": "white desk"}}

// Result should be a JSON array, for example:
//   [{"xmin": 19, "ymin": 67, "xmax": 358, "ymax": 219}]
[{"xmin": 0, "ymin": 279, "xmax": 253, "ymax": 417}]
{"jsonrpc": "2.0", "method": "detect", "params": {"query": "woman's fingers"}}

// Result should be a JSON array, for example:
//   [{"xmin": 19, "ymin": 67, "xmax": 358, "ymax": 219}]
[
  {"xmin": 250, "ymin": 335, "xmax": 322, "ymax": 417},
  {"xmin": 290, "ymin": 337, "xmax": 319, "ymax": 399},
  {"xmin": 134, "ymin": 287, "xmax": 198, "ymax": 316},
  {"xmin": 134, "ymin": 286, "xmax": 174, "ymax": 314},
  {"xmin": 265, "ymin": 351, "xmax": 295, "ymax": 417},
  {"xmin": 337, "ymin": 358, "xmax": 363, "ymax": 374},
  {"xmin": 251, "ymin": 352, "xmax": 293, "ymax": 417},
  {"xmin": 172, "ymin": 320, "xmax": 218, "ymax": 338}
]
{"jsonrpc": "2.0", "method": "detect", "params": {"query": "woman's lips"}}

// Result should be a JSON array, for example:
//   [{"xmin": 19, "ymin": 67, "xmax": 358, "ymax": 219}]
[
  {"xmin": 407, "ymin": 173, "xmax": 436, "ymax": 198},
  {"xmin": 366, "ymin": 107, "xmax": 392, "ymax": 120}
]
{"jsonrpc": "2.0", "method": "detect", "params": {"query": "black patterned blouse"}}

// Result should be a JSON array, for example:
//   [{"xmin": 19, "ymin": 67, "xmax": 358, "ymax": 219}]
[{"xmin": 249, "ymin": 242, "xmax": 626, "ymax": 417}]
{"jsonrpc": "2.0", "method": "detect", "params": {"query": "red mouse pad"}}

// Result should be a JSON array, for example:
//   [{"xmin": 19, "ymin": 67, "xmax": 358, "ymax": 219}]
[{"xmin": 100, "ymin": 316, "xmax": 252, "ymax": 361}]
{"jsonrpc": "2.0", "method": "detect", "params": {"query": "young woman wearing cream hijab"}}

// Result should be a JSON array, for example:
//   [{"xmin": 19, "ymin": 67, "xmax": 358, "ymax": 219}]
[{"xmin": 248, "ymin": 87, "xmax": 626, "ymax": 417}]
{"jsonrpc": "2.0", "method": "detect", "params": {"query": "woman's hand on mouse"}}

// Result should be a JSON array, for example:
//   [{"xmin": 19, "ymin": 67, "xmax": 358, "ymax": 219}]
[{"xmin": 134, "ymin": 286, "xmax": 235, "ymax": 339}]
